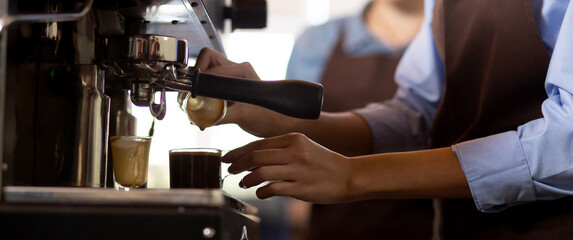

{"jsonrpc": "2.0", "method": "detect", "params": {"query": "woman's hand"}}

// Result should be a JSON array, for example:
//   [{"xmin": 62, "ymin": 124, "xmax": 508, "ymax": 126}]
[
  {"xmin": 194, "ymin": 48, "xmax": 296, "ymax": 137},
  {"xmin": 222, "ymin": 132, "xmax": 471, "ymax": 202},
  {"xmin": 193, "ymin": 48, "xmax": 374, "ymax": 155},
  {"xmin": 195, "ymin": 48, "xmax": 260, "ymax": 80},
  {"xmin": 222, "ymin": 133, "xmax": 354, "ymax": 203}
]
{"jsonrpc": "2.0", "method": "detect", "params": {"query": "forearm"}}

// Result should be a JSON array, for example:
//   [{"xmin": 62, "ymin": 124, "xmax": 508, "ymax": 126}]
[
  {"xmin": 347, "ymin": 147, "xmax": 471, "ymax": 201},
  {"xmin": 224, "ymin": 104, "xmax": 374, "ymax": 156},
  {"xmin": 286, "ymin": 112, "xmax": 374, "ymax": 156}
]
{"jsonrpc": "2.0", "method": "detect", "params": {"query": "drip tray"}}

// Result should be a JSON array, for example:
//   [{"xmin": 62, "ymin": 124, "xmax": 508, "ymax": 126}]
[
  {"xmin": 0, "ymin": 187, "xmax": 259, "ymax": 240},
  {"xmin": 2, "ymin": 186, "xmax": 256, "ymax": 215}
]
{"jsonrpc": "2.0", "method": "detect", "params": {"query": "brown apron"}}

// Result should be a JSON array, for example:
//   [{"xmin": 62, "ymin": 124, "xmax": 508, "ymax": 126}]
[
  {"xmin": 319, "ymin": 33, "xmax": 399, "ymax": 112},
  {"xmin": 431, "ymin": 0, "xmax": 573, "ymax": 238},
  {"xmin": 305, "ymin": 34, "xmax": 434, "ymax": 240}
]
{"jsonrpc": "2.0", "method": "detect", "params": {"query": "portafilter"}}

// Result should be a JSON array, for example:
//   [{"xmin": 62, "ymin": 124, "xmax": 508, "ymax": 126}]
[{"xmin": 98, "ymin": 34, "xmax": 323, "ymax": 120}]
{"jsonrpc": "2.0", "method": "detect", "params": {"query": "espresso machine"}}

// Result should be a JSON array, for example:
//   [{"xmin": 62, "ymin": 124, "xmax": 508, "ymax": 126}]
[{"xmin": 0, "ymin": 0, "xmax": 323, "ymax": 239}]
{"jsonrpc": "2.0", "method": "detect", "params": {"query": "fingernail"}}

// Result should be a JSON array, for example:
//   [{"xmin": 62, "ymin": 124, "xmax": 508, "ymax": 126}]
[{"xmin": 239, "ymin": 180, "xmax": 247, "ymax": 189}]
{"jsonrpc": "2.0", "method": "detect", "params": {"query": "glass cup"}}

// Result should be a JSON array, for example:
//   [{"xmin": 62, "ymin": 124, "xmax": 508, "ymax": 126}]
[
  {"xmin": 169, "ymin": 148, "xmax": 222, "ymax": 189},
  {"xmin": 110, "ymin": 136, "xmax": 152, "ymax": 190}
]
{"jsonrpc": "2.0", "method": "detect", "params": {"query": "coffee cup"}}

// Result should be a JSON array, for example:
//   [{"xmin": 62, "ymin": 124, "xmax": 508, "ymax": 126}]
[
  {"xmin": 110, "ymin": 136, "xmax": 152, "ymax": 190},
  {"xmin": 169, "ymin": 148, "xmax": 222, "ymax": 189}
]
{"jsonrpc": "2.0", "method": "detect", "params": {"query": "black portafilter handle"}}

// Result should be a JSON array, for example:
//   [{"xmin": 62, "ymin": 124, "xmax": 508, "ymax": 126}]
[{"xmin": 191, "ymin": 69, "xmax": 323, "ymax": 119}]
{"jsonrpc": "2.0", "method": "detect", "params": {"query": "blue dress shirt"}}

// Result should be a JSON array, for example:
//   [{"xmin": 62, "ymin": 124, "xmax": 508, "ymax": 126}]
[
  {"xmin": 354, "ymin": 0, "xmax": 573, "ymax": 212},
  {"xmin": 286, "ymin": 5, "xmax": 398, "ymax": 83}
]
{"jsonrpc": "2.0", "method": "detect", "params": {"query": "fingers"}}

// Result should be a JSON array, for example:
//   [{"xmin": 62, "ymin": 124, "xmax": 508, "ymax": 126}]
[
  {"xmin": 195, "ymin": 48, "xmax": 232, "ymax": 71},
  {"xmin": 217, "ymin": 102, "xmax": 244, "ymax": 125},
  {"xmin": 223, "ymin": 133, "xmax": 310, "ymax": 175},
  {"xmin": 223, "ymin": 132, "xmax": 351, "ymax": 203},
  {"xmin": 195, "ymin": 48, "xmax": 259, "ymax": 80},
  {"xmin": 256, "ymin": 181, "xmax": 297, "ymax": 199},
  {"xmin": 226, "ymin": 148, "xmax": 288, "ymax": 173},
  {"xmin": 222, "ymin": 133, "xmax": 296, "ymax": 165},
  {"xmin": 204, "ymin": 62, "xmax": 259, "ymax": 80},
  {"xmin": 239, "ymin": 165, "xmax": 294, "ymax": 188}
]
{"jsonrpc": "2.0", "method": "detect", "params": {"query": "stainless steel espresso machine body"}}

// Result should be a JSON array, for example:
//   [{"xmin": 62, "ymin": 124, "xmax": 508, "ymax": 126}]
[
  {"xmin": 0, "ymin": 0, "xmax": 320, "ymax": 190},
  {"xmin": 0, "ymin": 0, "xmax": 232, "ymax": 188},
  {"xmin": 0, "ymin": 0, "xmax": 290, "ymax": 239}
]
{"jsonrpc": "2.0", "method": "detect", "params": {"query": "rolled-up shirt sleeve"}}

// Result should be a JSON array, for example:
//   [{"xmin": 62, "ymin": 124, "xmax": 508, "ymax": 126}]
[
  {"xmin": 452, "ymin": 132, "xmax": 537, "ymax": 212},
  {"xmin": 353, "ymin": 0, "xmax": 444, "ymax": 154}
]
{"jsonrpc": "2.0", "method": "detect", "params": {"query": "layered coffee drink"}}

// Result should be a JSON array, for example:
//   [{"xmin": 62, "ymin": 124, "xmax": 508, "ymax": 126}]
[
  {"xmin": 169, "ymin": 148, "xmax": 222, "ymax": 189},
  {"xmin": 110, "ymin": 136, "xmax": 152, "ymax": 188}
]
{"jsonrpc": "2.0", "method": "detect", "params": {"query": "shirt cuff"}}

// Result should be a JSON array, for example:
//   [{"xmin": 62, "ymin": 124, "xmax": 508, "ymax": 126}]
[{"xmin": 452, "ymin": 131, "xmax": 536, "ymax": 212}]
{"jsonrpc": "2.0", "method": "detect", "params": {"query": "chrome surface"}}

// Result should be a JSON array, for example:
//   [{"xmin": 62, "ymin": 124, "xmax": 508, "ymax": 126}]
[
  {"xmin": 0, "ymin": 0, "xmax": 228, "ymax": 190},
  {"xmin": 2, "ymin": 0, "xmax": 223, "ymax": 57},
  {"xmin": 128, "ymin": 0, "xmax": 225, "ymax": 56},
  {"xmin": 0, "ymin": 0, "xmax": 95, "ymax": 200},
  {"xmin": 103, "ymin": 46, "xmax": 195, "ymax": 120},
  {"xmin": 100, "ymin": 34, "xmax": 192, "ymax": 120},
  {"xmin": 72, "ymin": 65, "xmax": 110, "ymax": 187},
  {"xmin": 0, "ymin": 2, "xmax": 5, "ymax": 201},
  {"xmin": 114, "ymin": 91, "xmax": 137, "ymax": 136},
  {"xmin": 150, "ymin": 86, "xmax": 167, "ymax": 119},
  {"xmin": 101, "ymin": 35, "xmax": 189, "ymax": 67}
]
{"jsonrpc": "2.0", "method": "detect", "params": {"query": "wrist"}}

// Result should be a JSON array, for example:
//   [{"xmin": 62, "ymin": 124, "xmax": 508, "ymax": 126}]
[
  {"xmin": 345, "ymin": 156, "xmax": 374, "ymax": 202},
  {"xmin": 268, "ymin": 114, "xmax": 314, "ymax": 137}
]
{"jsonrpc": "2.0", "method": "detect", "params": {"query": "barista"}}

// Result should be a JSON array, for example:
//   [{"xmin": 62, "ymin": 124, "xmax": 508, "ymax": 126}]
[{"xmin": 194, "ymin": 0, "xmax": 573, "ymax": 238}]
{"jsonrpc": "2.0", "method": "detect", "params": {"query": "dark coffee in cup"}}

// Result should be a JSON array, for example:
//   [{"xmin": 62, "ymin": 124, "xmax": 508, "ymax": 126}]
[{"xmin": 169, "ymin": 148, "xmax": 221, "ymax": 189}]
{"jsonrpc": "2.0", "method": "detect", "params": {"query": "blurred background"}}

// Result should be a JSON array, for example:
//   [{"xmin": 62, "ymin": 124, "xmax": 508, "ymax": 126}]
[{"xmin": 132, "ymin": 0, "xmax": 369, "ymax": 239}]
